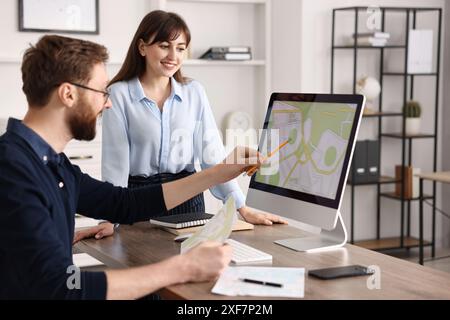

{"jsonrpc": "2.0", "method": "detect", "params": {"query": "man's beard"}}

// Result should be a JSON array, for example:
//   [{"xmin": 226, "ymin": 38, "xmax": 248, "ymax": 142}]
[{"xmin": 66, "ymin": 97, "xmax": 99, "ymax": 141}]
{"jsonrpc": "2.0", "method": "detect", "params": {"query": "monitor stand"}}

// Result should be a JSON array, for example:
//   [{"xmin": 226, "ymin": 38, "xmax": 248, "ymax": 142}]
[{"xmin": 274, "ymin": 211, "xmax": 347, "ymax": 253}]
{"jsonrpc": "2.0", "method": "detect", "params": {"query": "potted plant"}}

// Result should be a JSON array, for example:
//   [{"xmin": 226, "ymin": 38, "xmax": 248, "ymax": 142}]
[{"xmin": 403, "ymin": 100, "xmax": 422, "ymax": 135}]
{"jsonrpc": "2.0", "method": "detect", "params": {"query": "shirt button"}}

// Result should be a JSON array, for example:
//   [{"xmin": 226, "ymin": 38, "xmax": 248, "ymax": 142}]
[
  {"xmin": 43, "ymin": 155, "xmax": 48, "ymax": 162},
  {"xmin": 58, "ymin": 182, "xmax": 64, "ymax": 188}
]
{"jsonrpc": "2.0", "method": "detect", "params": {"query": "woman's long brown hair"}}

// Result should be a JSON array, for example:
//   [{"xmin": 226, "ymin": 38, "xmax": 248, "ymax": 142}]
[{"xmin": 109, "ymin": 10, "xmax": 191, "ymax": 87}]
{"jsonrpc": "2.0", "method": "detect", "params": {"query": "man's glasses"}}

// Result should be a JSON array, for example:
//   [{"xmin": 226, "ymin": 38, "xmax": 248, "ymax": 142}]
[{"xmin": 69, "ymin": 82, "xmax": 110, "ymax": 104}]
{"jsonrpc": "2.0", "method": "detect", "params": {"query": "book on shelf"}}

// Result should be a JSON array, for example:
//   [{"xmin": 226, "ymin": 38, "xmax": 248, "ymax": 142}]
[
  {"xmin": 149, "ymin": 212, "xmax": 213, "ymax": 229},
  {"xmin": 161, "ymin": 218, "xmax": 254, "ymax": 236},
  {"xmin": 350, "ymin": 32, "xmax": 390, "ymax": 47},
  {"xmin": 200, "ymin": 47, "xmax": 252, "ymax": 60},
  {"xmin": 395, "ymin": 165, "xmax": 413, "ymax": 198},
  {"xmin": 209, "ymin": 46, "xmax": 251, "ymax": 53},
  {"xmin": 350, "ymin": 37, "xmax": 387, "ymax": 47},
  {"xmin": 353, "ymin": 32, "xmax": 391, "ymax": 39}
]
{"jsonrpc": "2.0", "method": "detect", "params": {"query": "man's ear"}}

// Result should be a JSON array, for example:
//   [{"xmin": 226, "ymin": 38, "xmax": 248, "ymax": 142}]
[{"xmin": 57, "ymin": 83, "xmax": 76, "ymax": 108}]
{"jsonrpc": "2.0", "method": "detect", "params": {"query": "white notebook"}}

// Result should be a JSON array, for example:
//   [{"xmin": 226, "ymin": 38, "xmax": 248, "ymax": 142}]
[{"xmin": 73, "ymin": 253, "xmax": 104, "ymax": 268}]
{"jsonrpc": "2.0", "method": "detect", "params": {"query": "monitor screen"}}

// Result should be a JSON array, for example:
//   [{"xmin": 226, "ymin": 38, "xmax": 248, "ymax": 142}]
[{"xmin": 250, "ymin": 93, "xmax": 364, "ymax": 210}]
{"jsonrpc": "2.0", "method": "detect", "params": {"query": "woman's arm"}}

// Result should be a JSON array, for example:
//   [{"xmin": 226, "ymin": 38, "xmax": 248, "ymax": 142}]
[
  {"xmin": 77, "ymin": 147, "xmax": 260, "ymax": 223},
  {"xmin": 193, "ymin": 84, "xmax": 246, "ymax": 209}
]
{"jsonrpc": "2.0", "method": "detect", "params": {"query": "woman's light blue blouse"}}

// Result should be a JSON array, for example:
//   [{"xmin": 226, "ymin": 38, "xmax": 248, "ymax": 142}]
[{"xmin": 102, "ymin": 77, "xmax": 245, "ymax": 209}]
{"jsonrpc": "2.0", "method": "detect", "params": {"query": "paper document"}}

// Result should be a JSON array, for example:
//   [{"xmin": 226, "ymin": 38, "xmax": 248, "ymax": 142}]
[
  {"xmin": 181, "ymin": 197, "xmax": 236, "ymax": 254},
  {"xmin": 408, "ymin": 29, "xmax": 433, "ymax": 73},
  {"xmin": 75, "ymin": 216, "xmax": 99, "ymax": 229},
  {"xmin": 72, "ymin": 253, "xmax": 104, "ymax": 268},
  {"xmin": 212, "ymin": 266, "xmax": 305, "ymax": 298}
]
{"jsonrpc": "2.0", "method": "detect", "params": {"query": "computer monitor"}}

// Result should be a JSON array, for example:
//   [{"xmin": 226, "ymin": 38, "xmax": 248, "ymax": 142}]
[{"xmin": 246, "ymin": 93, "xmax": 365, "ymax": 252}]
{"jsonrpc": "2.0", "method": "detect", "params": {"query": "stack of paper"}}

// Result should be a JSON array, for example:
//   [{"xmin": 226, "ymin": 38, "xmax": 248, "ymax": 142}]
[
  {"xmin": 75, "ymin": 215, "xmax": 99, "ymax": 229},
  {"xmin": 72, "ymin": 253, "xmax": 104, "ymax": 268}
]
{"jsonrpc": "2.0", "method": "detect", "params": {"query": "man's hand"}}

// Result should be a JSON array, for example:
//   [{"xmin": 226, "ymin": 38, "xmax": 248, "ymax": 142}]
[
  {"xmin": 238, "ymin": 206, "xmax": 288, "ymax": 226},
  {"xmin": 182, "ymin": 242, "xmax": 232, "ymax": 283},
  {"xmin": 73, "ymin": 222, "xmax": 115, "ymax": 244},
  {"xmin": 105, "ymin": 241, "xmax": 232, "ymax": 299}
]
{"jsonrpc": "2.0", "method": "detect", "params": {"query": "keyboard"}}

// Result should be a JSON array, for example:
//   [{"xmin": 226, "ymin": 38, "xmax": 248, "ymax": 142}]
[{"xmin": 225, "ymin": 238, "xmax": 273, "ymax": 265}]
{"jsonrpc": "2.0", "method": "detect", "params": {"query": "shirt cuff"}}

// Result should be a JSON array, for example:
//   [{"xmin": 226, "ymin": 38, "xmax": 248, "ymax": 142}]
[
  {"xmin": 226, "ymin": 190, "xmax": 246, "ymax": 210},
  {"xmin": 81, "ymin": 271, "xmax": 107, "ymax": 300}
]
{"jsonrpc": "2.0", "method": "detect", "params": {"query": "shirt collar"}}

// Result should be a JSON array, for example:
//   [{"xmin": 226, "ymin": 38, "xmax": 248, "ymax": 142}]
[
  {"xmin": 128, "ymin": 77, "xmax": 183, "ymax": 103},
  {"xmin": 6, "ymin": 118, "xmax": 62, "ymax": 166},
  {"xmin": 170, "ymin": 77, "xmax": 183, "ymax": 102}
]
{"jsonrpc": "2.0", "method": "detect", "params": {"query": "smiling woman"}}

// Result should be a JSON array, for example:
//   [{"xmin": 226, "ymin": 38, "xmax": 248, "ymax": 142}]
[{"xmin": 74, "ymin": 10, "xmax": 286, "ymax": 243}]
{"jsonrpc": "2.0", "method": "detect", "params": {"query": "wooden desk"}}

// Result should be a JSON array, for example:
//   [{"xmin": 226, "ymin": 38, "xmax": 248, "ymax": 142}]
[
  {"xmin": 75, "ymin": 222, "xmax": 450, "ymax": 299},
  {"xmin": 417, "ymin": 171, "xmax": 450, "ymax": 265}
]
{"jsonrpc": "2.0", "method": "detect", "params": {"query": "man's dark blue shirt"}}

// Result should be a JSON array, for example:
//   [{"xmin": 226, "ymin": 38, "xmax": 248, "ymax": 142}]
[{"xmin": 0, "ymin": 118, "xmax": 167, "ymax": 299}]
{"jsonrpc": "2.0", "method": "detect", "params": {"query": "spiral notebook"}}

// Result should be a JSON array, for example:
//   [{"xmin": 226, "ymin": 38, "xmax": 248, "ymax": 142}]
[{"xmin": 150, "ymin": 212, "xmax": 214, "ymax": 229}]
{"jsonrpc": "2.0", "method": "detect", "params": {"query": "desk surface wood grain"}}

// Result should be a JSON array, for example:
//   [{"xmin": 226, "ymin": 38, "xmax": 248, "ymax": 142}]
[{"xmin": 75, "ymin": 222, "xmax": 450, "ymax": 300}]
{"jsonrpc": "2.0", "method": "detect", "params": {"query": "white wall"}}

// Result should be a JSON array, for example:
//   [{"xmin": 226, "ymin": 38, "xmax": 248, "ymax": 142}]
[
  {"xmin": 0, "ymin": 0, "xmax": 152, "ymax": 119},
  {"xmin": 271, "ymin": 0, "xmax": 302, "ymax": 92},
  {"xmin": 272, "ymin": 0, "xmax": 447, "ymax": 245}
]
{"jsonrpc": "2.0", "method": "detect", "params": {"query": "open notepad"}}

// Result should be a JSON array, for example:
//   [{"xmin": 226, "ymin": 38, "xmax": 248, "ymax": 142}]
[{"xmin": 212, "ymin": 266, "xmax": 305, "ymax": 298}]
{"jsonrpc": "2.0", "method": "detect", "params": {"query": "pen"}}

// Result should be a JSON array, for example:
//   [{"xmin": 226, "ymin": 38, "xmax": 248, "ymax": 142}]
[
  {"xmin": 243, "ymin": 138, "xmax": 291, "ymax": 176},
  {"xmin": 239, "ymin": 278, "xmax": 283, "ymax": 288}
]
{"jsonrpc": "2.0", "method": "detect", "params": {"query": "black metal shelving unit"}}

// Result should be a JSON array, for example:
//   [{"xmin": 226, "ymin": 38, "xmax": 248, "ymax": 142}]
[{"xmin": 331, "ymin": 6, "xmax": 442, "ymax": 253}]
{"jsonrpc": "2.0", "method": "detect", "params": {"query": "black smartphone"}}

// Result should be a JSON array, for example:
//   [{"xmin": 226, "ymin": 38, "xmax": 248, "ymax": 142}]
[{"xmin": 308, "ymin": 265, "xmax": 374, "ymax": 280}]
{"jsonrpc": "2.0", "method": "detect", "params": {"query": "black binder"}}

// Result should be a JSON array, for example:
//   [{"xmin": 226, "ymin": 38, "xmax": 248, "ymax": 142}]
[
  {"xmin": 150, "ymin": 213, "xmax": 213, "ymax": 229},
  {"xmin": 349, "ymin": 140, "xmax": 367, "ymax": 184},
  {"xmin": 367, "ymin": 140, "xmax": 380, "ymax": 182}
]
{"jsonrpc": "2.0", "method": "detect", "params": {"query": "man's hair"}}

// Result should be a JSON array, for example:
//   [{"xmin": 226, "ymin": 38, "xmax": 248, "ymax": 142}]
[{"xmin": 21, "ymin": 35, "xmax": 109, "ymax": 107}]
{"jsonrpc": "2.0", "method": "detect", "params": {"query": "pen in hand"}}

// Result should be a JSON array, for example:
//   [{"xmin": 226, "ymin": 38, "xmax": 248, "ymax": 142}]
[
  {"xmin": 239, "ymin": 278, "xmax": 283, "ymax": 288},
  {"xmin": 243, "ymin": 138, "xmax": 291, "ymax": 177}
]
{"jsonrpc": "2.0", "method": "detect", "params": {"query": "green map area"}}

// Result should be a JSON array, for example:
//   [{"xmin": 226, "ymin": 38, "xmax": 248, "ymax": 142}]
[{"xmin": 255, "ymin": 101, "xmax": 356, "ymax": 199}]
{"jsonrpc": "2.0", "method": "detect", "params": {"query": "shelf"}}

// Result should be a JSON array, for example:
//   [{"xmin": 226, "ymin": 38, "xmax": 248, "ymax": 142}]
[
  {"xmin": 183, "ymin": 59, "xmax": 265, "ymax": 66},
  {"xmin": 333, "ymin": 45, "xmax": 405, "ymax": 49},
  {"xmin": 0, "ymin": 57, "xmax": 21, "ymax": 64},
  {"xmin": 380, "ymin": 192, "xmax": 434, "ymax": 201},
  {"xmin": 332, "ymin": 5, "xmax": 442, "ymax": 254},
  {"xmin": 168, "ymin": 0, "xmax": 267, "ymax": 4},
  {"xmin": 363, "ymin": 111, "xmax": 402, "ymax": 118},
  {"xmin": 347, "ymin": 176, "xmax": 399, "ymax": 186},
  {"xmin": 381, "ymin": 133, "xmax": 436, "ymax": 139},
  {"xmin": 383, "ymin": 72, "xmax": 438, "ymax": 76},
  {"xmin": 334, "ymin": 6, "xmax": 441, "ymax": 12},
  {"xmin": 355, "ymin": 237, "xmax": 432, "ymax": 251}
]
